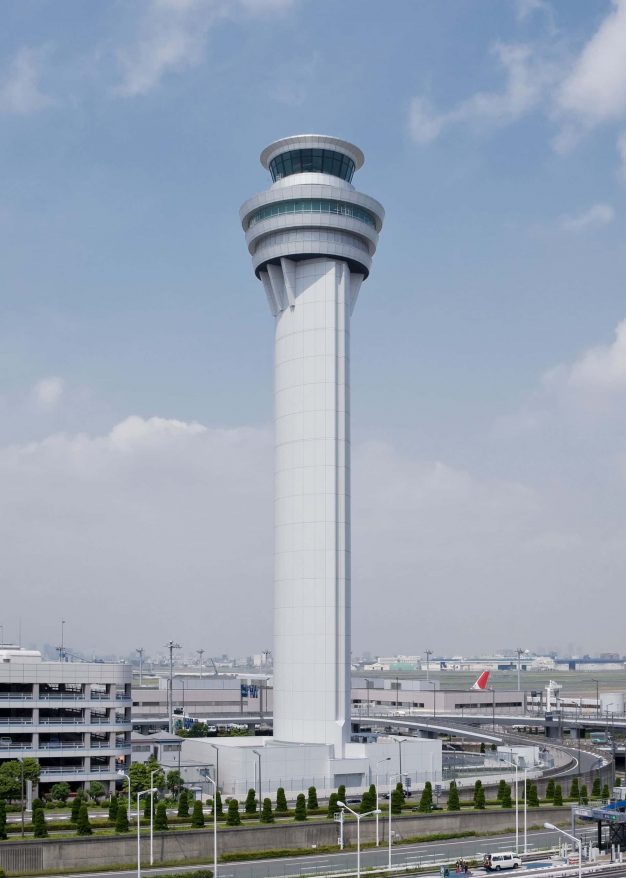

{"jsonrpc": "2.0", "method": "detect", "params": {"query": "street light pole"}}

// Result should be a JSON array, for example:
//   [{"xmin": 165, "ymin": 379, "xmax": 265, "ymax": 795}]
[
  {"xmin": 137, "ymin": 788, "xmax": 158, "ymax": 878},
  {"xmin": 387, "ymin": 773, "xmax": 402, "ymax": 871},
  {"xmin": 516, "ymin": 649, "xmax": 523, "ymax": 692},
  {"xmin": 252, "ymin": 749, "xmax": 262, "ymax": 809},
  {"xmin": 210, "ymin": 743, "xmax": 220, "ymax": 794},
  {"xmin": 136, "ymin": 648, "xmax": 144, "ymax": 687},
  {"xmin": 117, "ymin": 769, "xmax": 132, "ymax": 823},
  {"xmin": 197, "ymin": 649, "xmax": 205, "ymax": 680},
  {"xmin": 544, "ymin": 822, "xmax": 581, "ymax": 878},
  {"xmin": 149, "ymin": 768, "xmax": 158, "ymax": 865},
  {"xmin": 592, "ymin": 679, "xmax": 599, "ymax": 718},
  {"xmin": 425, "ymin": 650, "xmax": 432, "ymax": 683},
  {"xmin": 337, "ymin": 802, "xmax": 380, "ymax": 878},
  {"xmin": 19, "ymin": 757, "xmax": 24, "ymax": 838},
  {"xmin": 499, "ymin": 754, "xmax": 519, "ymax": 852},
  {"xmin": 395, "ymin": 737, "xmax": 407, "ymax": 783},
  {"xmin": 201, "ymin": 770, "xmax": 218, "ymax": 878},
  {"xmin": 165, "ymin": 640, "xmax": 181, "ymax": 734},
  {"xmin": 375, "ymin": 756, "xmax": 391, "ymax": 846}
]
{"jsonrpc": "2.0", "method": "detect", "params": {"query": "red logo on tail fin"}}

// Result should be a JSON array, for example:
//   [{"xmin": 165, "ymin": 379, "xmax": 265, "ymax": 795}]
[{"xmin": 472, "ymin": 671, "xmax": 490, "ymax": 690}]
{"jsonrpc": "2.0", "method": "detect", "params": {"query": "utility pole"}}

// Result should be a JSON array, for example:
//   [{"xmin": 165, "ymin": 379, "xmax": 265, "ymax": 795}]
[
  {"xmin": 165, "ymin": 640, "xmax": 181, "ymax": 733},
  {"xmin": 57, "ymin": 619, "xmax": 66, "ymax": 661},
  {"xmin": 516, "ymin": 648, "xmax": 523, "ymax": 692},
  {"xmin": 136, "ymin": 647, "xmax": 144, "ymax": 687},
  {"xmin": 424, "ymin": 649, "xmax": 432, "ymax": 682},
  {"xmin": 197, "ymin": 648, "xmax": 205, "ymax": 679}
]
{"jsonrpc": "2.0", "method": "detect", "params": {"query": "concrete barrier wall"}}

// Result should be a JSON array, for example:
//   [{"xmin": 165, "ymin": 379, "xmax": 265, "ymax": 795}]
[{"xmin": 0, "ymin": 806, "xmax": 575, "ymax": 874}]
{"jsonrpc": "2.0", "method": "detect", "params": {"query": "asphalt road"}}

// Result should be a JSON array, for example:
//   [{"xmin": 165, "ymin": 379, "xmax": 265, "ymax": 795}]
[{"xmin": 28, "ymin": 827, "xmax": 599, "ymax": 878}]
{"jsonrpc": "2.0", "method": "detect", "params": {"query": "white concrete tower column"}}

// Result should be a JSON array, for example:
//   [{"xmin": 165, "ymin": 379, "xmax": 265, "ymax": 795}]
[{"xmin": 240, "ymin": 135, "xmax": 384, "ymax": 755}]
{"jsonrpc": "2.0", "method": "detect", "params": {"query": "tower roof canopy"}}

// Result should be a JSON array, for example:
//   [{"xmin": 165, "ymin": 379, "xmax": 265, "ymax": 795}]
[{"xmin": 260, "ymin": 135, "xmax": 365, "ymax": 173}]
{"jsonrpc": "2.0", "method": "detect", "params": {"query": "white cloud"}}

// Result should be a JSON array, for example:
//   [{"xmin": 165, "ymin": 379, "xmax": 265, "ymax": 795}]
[
  {"xmin": 32, "ymin": 377, "xmax": 64, "ymax": 411},
  {"xmin": 115, "ymin": 0, "xmax": 294, "ymax": 97},
  {"xmin": 547, "ymin": 319, "xmax": 626, "ymax": 392},
  {"xmin": 516, "ymin": 0, "xmax": 552, "ymax": 22},
  {"xmin": 408, "ymin": 42, "xmax": 551, "ymax": 143},
  {"xmin": 557, "ymin": 202, "xmax": 615, "ymax": 233},
  {"xmin": 556, "ymin": 0, "xmax": 626, "ymax": 127},
  {"xmin": 0, "ymin": 48, "xmax": 53, "ymax": 115}
]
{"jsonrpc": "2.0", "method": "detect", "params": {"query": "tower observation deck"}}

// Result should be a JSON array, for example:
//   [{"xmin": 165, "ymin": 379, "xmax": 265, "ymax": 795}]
[{"xmin": 240, "ymin": 135, "xmax": 384, "ymax": 754}]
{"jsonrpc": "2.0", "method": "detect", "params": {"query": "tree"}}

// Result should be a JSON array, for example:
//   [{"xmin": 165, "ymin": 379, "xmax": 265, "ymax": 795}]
[
  {"xmin": 501, "ymin": 783, "xmax": 512, "ymax": 809},
  {"xmin": 474, "ymin": 783, "xmax": 486, "ymax": 810},
  {"xmin": 143, "ymin": 791, "xmax": 154, "ymax": 820},
  {"xmin": 226, "ymin": 799, "xmax": 241, "ymax": 826},
  {"xmin": 108, "ymin": 795, "xmax": 119, "ymax": 822},
  {"xmin": 545, "ymin": 779, "xmax": 555, "ymax": 801},
  {"xmin": 327, "ymin": 792, "xmax": 339, "ymax": 818},
  {"xmin": 497, "ymin": 779, "xmax": 507, "ymax": 802},
  {"xmin": 308, "ymin": 786, "xmax": 319, "ymax": 810},
  {"xmin": 33, "ymin": 806, "xmax": 48, "ymax": 838},
  {"xmin": 391, "ymin": 788, "xmax": 404, "ymax": 815},
  {"xmin": 0, "ymin": 761, "xmax": 25, "ymax": 801},
  {"xmin": 31, "ymin": 798, "xmax": 44, "ymax": 813},
  {"xmin": 76, "ymin": 803, "xmax": 92, "ymax": 836},
  {"xmin": 88, "ymin": 781, "xmax": 105, "ymax": 804},
  {"xmin": 115, "ymin": 802, "xmax": 129, "ymax": 833},
  {"xmin": 419, "ymin": 782, "xmax": 433, "ymax": 813},
  {"xmin": 0, "ymin": 799, "xmax": 6, "ymax": 840},
  {"xmin": 178, "ymin": 789, "xmax": 190, "ymax": 818},
  {"xmin": 473, "ymin": 780, "xmax": 483, "ymax": 806},
  {"xmin": 276, "ymin": 787, "xmax": 288, "ymax": 813},
  {"xmin": 244, "ymin": 788, "xmax": 257, "ymax": 814},
  {"xmin": 155, "ymin": 800, "xmax": 169, "ymax": 831},
  {"xmin": 51, "ymin": 782, "xmax": 70, "ymax": 804},
  {"xmin": 337, "ymin": 785, "xmax": 346, "ymax": 804},
  {"xmin": 602, "ymin": 783, "xmax": 610, "ymax": 799},
  {"xmin": 127, "ymin": 757, "xmax": 164, "ymax": 797},
  {"xmin": 166, "ymin": 770, "xmax": 183, "ymax": 797},
  {"xmin": 215, "ymin": 789, "xmax": 223, "ymax": 817},
  {"xmin": 191, "ymin": 800, "xmax": 205, "ymax": 828},
  {"xmin": 396, "ymin": 781, "xmax": 405, "ymax": 802},
  {"xmin": 527, "ymin": 783, "xmax": 540, "ymax": 807},
  {"xmin": 592, "ymin": 777, "xmax": 602, "ymax": 798},
  {"xmin": 480, "ymin": 742, "xmax": 486, "ymax": 754},
  {"xmin": 447, "ymin": 781, "xmax": 460, "ymax": 811},
  {"xmin": 187, "ymin": 722, "xmax": 209, "ymax": 738},
  {"xmin": 580, "ymin": 784, "xmax": 588, "ymax": 805},
  {"xmin": 71, "ymin": 794, "xmax": 83, "ymax": 824},
  {"xmin": 294, "ymin": 793, "xmax": 307, "ymax": 821},
  {"xmin": 260, "ymin": 797, "xmax": 274, "ymax": 823},
  {"xmin": 569, "ymin": 777, "xmax": 579, "ymax": 800},
  {"xmin": 553, "ymin": 784, "xmax": 563, "ymax": 806}
]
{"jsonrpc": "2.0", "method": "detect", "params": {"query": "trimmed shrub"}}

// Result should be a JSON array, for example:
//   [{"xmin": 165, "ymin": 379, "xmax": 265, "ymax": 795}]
[
  {"xmin": 580, "ymin": 784, "xmax": 588, "ymax": 805},
  {"xmin": 592, "ymin": 777, "xmax": 602, "ymax": 798},
  {"xmin": 545, "ymin": 779, "xmax": 555, "ymax": 801},
  {"xmin": 337, "ymin": 785, "xmax": 346, "ymax": 804},
  {"xmin": 71, "ymin": 794, "xmax": 83, "ymax": 824},
  {"xmin": 419, "ymin": 782, "xmax": 432, "ymax": 813},
  {"xmin": 327, "ymin": 792, "xmax": 339, "ymax": 818},
  {"xmin": 33, "ymin": 807, "xmax": 48, "ymax": 838},
  {"xmin": 553, "ymin": 784, "xmax": 563, "ymax": 806},
  {"xmin": 143, "ymin": 791, "xmax": 154, "ymax": 820},
  {"xmin": 215, "ymin": 790, "xmax": 223, "ymax": 817},
  {"xmin": 294, "ymin": 793, "xmax": 307, "ymax": 821},
  {"xmin": 178, "ymin": 789, "xmax": 190, "ymax": 818},
  {"xmin": 391, "ymin": 788, "xmax": 403, "ymax": 815},
  {"xmin": 244, "ymin": 788, "xmax": 257, "ymax": 814},
  {"xmin": 474, "ymin": 785, "xmax": 486, "ymax": 810},
  {"xmin": 0, "ymin": 799, "xmax": 7, "ymax": 840},
  {"xmin": 51, "ymin": 782, "xmax": 70, "ymax": 803},
  {"xmin": 155, "ymin": 801, "xmax": 169, "ymax": 830},
  {"xmin": 396, "ymin": 781, "xmax": 405, "ymax": 802},
  {"xmin": 497, "ymin": 779, "xmax": 507, "ymax": 802},
  {"xmin": 260, "ymin": 797, "xmax": 274, "ymax": 823},
  {"xmin": 480, "ymin": 742, "xmax": 486, "ymax": 754},
  {"xmin": 115, "ymin": 801, "xmax": 129, "ymax": 833},
  {"xmin": 501, "ymin": 783, "xmax": 512, "ymax": 809},
  {"xmin": 276, "ymin": 787, "xmax": 288, "ymax": 813},
  {"xmin": 191, "ymin": 800, "xmax": 205, "ymax": 828},
  {"xmin": 307, "ymin": 786, "xmax": 318, "ymax": 810},
  {"xmin": 602, "ymin": 783, "xmax": 610, "ymax": 799},
  {"xmin": 76, "ymin": 803, "xmax": 92, "ymax": 836},
  {"xmin": 527, "ymin": 783, "xmax": 540, "ymax": 807},
  {"xmin": 226, "ymin": 799, "xmax": 241, "ymax": 826},
  {"xmin": 447, "ymin": 781, "xmax": 460, "ymax": 811},
  {"xmin": 569, "ymin": 777, "xmax": 579, "ymax": 800}
]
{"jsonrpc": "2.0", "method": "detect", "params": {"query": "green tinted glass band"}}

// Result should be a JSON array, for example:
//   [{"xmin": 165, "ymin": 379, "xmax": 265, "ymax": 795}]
[
  {"xmin": 249, "ymin": 198, "xmax": 376, "ymax": 228},
  {"xmin": 269, "ymin": 149, "xmax": 355, "ymax": 182}
]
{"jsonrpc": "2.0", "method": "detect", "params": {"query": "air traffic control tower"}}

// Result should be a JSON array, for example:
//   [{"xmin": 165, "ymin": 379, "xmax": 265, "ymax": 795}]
[{"xmin": 240, "ymin": 135, "xmax": 384, "ymax": 755}]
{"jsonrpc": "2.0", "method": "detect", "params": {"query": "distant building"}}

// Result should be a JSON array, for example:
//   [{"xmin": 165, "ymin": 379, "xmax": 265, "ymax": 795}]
[{"xmin": 0, "ymin": 646, "xmax": 131, "ymax": 794}]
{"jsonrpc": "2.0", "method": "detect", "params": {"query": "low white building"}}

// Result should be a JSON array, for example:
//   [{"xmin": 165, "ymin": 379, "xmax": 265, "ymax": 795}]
[{"xmin": 0, "ymin": 646, "xmax": 131, "ymax": 794}]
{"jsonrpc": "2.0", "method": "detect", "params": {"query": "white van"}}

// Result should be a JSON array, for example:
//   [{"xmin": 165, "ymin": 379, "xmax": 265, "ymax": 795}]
[{"xmin": 483, "ymin": 852, "xmax": 521, "ymax": 871}]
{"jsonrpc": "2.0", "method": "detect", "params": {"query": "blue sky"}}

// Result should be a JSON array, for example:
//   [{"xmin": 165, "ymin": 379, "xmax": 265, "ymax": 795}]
[{"xmin": 2, "ymin": 0, "xmax": 626, "ymax": 660}]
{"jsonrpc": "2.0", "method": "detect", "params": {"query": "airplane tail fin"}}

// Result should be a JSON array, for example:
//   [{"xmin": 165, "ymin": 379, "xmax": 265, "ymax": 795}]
[{"xmin": 472, "ymin": 670, "xmax": 490, "ymax": 690}]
